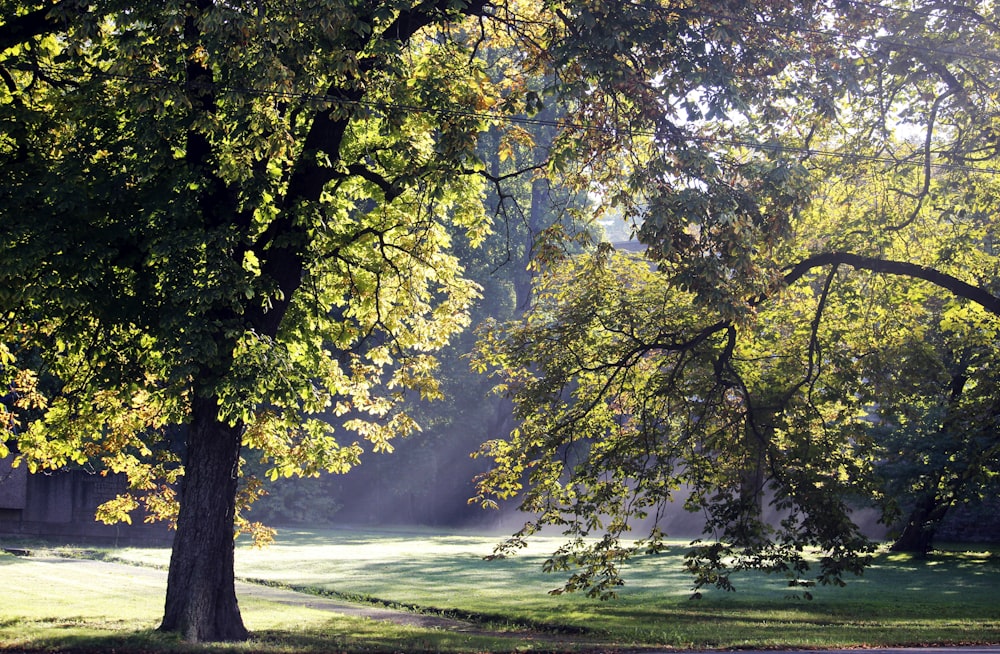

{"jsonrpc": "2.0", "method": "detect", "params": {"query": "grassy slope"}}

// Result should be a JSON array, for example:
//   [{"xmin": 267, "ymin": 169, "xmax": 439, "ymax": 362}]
[{"xmin": 1, "ymin": 528, "xmax": 998, "ymax": 652}]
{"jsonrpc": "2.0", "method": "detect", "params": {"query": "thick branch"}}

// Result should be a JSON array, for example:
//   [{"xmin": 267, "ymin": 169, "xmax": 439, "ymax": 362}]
[
  {"xmin": 784, "ymin": 252, "xmax": 1000, "ymax": 316},
  {"xmin": 377, "ymin": 0, "xmax": 488, "ymax": 58},
  {"xmin": 251, "ymin": 0, "xmax": 491, "ymax": 337},
  {"xmin": 0, "ymin": 3, "xmax": 69, "ymax": 53},
  {"xmin": 339, "ymin": 163, "xmax": 402, "ymax": 201}
]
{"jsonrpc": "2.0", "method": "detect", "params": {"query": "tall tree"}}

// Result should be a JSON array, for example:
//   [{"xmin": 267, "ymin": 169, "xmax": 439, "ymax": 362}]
[
  {"xmin": 473, "ymin": 0, "xmax": 1000, "ymax": 595},
  {"xmin": 0, "ymin": 0, "xmax": 506, "ymax": 641}
]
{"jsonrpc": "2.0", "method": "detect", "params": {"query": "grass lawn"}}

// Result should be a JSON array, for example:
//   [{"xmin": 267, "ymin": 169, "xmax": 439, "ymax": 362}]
[
  {"xmin": 0, "ymin": 552, "xmax": 520, "ymax": 654},
  {"xmin": 1, "ymin": 527, "xmax": 998, "ymax": 652}
]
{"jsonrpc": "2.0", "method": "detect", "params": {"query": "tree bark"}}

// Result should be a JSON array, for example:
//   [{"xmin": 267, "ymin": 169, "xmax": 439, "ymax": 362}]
[
  {"xmin": 160, "ymin": 395, "xmax": 248, "ymax": 642},
  {"xmin": 890, "ymin": 492, "xmax": 948, "ymax": 555}
]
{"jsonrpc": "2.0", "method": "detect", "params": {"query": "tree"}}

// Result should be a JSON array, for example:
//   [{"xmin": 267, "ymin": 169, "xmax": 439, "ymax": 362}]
[
  {"xmin": 472, "ymin": 0, "xmax": 1000, "ymax": 596},
  {"xmin": 472, "ymin": 248, "xmax": 880, "ymax": 597},
  {"xmin": 863, "ymin": 284, "xmax": 1000, "ymax": 554},
  {"xmin": 0, "ymin": 0, "xmax": 512, "ymax": 642},
  {"xmin": 793, "ymin": 131, "xmax": 1000, "ymax": 553}
]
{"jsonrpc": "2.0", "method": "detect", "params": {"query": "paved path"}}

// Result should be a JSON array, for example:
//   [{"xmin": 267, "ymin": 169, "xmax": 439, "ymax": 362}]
[
  {"xmin": 33, "ymin": 557, "xmax": 477, "ymax": 632},
  {"xmin": 235, "ymin": 576, "xmax": 478, "ymax": 631}
]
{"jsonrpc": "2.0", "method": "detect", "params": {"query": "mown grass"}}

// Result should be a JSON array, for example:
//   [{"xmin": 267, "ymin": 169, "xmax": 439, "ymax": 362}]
[
  {"xmin": 1, "ymin": 527, "xmax": 998, "ymax": 652},
  {"xmin": 0, "ymin": 551, "xmax": 542, "ymax": 653}
]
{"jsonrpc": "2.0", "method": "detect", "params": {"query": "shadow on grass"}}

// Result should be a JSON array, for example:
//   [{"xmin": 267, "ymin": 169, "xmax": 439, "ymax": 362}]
[
  {"xmin": 236, "ymin": 536, "xmax": 1000, "ymax": 622},
  {"xmin": 0, "ymin": 628, "xmax": 183, "ymax": 654},
  {"xmin": 845, "ymin": 549, "xmax": 1000, "ymax": 601},
  {"xmin": 2, "ymin": 621, "xmax": 596, "ymax": 654}
]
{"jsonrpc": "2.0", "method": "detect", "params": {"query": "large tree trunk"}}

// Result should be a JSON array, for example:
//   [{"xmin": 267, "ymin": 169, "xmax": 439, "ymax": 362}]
[
  {"xmin": 890, "ymin": 491, "xmax": 952, "ymax": 555},
  {"xmin": 160, "ymin": 395, "xmax": 248, "ymax": 642},
  {"xmin": 740, "ymin": 405, "xmax": 772, "ymax": 519}
]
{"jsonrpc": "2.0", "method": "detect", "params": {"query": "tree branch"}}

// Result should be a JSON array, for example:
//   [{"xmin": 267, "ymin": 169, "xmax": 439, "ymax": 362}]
[
  {"xmin": 376, "ymin": 0, "xmax": 488, "ymax": 59},
  {"xmin": 285, "ymin": 0, "xmax": 491, "ymax": 207},
  {"xmin": 784, "ymin": 252, "xmax": 1000, "ymax": 316},
  {"xmin": 338, "ymin": 163, "xmax": 403, "ymax": 201},
  {"xmin": 252, "ymin": 0, "xmax": 492, "ymax": 337},
  {"xmin": 0, "ymin": 3, "xmax": 71, "ymax": 53},
  {"xmin": 796, "ymin": 263, "xmax": 837, "ymax": 401}
]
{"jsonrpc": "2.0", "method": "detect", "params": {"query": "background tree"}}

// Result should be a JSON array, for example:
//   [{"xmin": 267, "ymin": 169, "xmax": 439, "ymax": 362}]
[
  {"xmin": 473, "ymin": 0, "xmax": 1000, "ymax": 596},
  {"xmin": 867, "ymin": 303, "xmax": 1000, "ymax": 554},
  {"xmin": 796, "ymin": 130, "xmax": 1000, "ymax": 554}
]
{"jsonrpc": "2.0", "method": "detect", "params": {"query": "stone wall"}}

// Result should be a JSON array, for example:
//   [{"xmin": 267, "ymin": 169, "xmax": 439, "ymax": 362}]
[
  {"xmin": 0, "ymin": 459, "xmax": 171, "ymax": 546},
  {"xmin": 937, "ymin": 497, "xmax": 1000, "ymax": 544},
  {"xmin": 0, "ymin": 458, "xmax": 27, "ymax": 509}
]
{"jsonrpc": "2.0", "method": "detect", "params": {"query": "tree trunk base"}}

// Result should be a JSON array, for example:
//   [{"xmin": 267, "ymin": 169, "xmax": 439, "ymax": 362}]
[{"xmin": 160, "ymin": 397, "xmax": 249, "ymax": 643}]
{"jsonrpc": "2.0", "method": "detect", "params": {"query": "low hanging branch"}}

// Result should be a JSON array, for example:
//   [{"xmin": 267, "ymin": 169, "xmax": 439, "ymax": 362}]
[{"xmin": 783, "ymin": 252, "xmax": 1000, "ymax": 317}]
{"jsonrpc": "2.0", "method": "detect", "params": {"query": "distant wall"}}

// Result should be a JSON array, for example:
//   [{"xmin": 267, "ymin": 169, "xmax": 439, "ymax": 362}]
[
  {"xmin": 0, "ymin": 459, "xmax": 171, "ymax": 546},
  {"xmin": 937, "ymin": 497, "xmax": 1000, "ymax": 544},
  {"xmin": 0, "ymin": 458, "xmax": 27, "ymax": 509}
]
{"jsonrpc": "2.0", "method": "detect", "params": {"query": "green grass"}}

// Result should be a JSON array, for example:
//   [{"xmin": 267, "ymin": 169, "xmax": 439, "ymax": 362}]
[
  {"xmin": 0, "ymin": 548, "xmax": 538, "ymax": 654},
  {"xmin": 2, "ymin": 527, "xmax": 999, "ymax": 652}
]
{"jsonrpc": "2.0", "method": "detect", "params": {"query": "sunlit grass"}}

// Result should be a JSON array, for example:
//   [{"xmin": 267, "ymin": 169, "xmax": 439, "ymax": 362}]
[
  {"xmin": 2, "ymin": 527, "xmax": 999, "ymax": 652},
  {"xmin": 111, "ymin": 527, "xmax": 1000, "ymax": 646},
  {"xmin": 0, "ymin": 552, "xmax": 545, "ymax": 653}
]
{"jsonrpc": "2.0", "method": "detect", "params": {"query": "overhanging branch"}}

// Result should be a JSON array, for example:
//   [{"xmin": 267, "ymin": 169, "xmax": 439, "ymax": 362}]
[{"xmin": 783, "ymin": 252, "xmax": 1000, "ymax": 316}]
